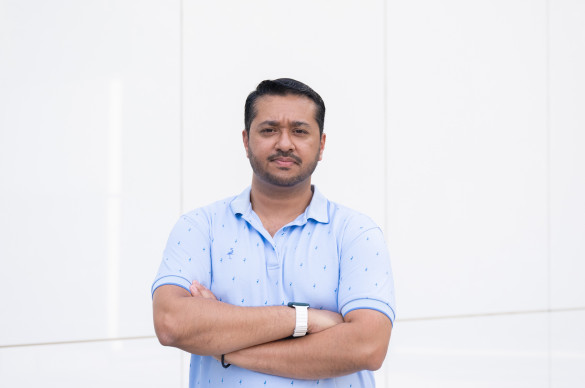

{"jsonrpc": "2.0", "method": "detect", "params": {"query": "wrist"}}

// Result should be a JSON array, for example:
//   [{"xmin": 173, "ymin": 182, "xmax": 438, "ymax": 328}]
[
  {"xmin": 287, "ymin": 302, "xmax": 309, "ymax": 337},
  {"xmin": 221, "ymin": 354, "xmax": 231, "ymax": 368}
]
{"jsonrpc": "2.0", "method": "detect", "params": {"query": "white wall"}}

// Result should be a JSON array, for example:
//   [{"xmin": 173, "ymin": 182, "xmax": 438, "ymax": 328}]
[
  {"xmin": 0, "ymin": 0, "xmax": 184, "ymax": 385},
  {"xmin": 1, "ymin": 1, "xmax": 583, "ymax": 387}
]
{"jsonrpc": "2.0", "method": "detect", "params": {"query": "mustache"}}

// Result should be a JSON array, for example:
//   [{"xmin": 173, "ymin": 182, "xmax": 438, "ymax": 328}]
[{"xmin": 268, "ymin": 151, "xmax": 302, "ymax": 164}]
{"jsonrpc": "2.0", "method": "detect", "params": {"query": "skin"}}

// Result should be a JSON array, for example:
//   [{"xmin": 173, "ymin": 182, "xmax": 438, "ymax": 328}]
[
  {"xmin": 243, "ymin": 94, "xmax": 326, "ymax": 236},
  {"xmin": 153, "ymin": 283, "xmax": 343, "ymax": 356},
  {"xmin": 189, "ymin": 280, "xmax": 392, "ymax": 379},
  {"xmin": 152, "ymin": 93, "xmax": 392, "ymax": 379}
]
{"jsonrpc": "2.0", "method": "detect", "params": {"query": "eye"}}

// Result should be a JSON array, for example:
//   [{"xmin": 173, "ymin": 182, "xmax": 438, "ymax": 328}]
[
  {"xmin": 293, "ymin": 128, "xmax": 309, "ymax": 135},
  {"xmin": 260, "ymin": 128, "xmax": 276, "ymax": 134}
]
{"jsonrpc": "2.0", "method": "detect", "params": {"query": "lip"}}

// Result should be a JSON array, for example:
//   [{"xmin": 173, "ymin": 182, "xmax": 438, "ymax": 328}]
[{"xmin": 272, "ymin": 158, "xmax": 298, "ymax": 167}]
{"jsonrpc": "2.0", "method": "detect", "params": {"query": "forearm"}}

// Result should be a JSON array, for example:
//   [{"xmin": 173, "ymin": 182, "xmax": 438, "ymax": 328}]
[
  {"xmin": 223, "ymin": 309, "xmax": 392, "ymax": 380},
  {"xmin": 153, "ymin": 285, "xmax": 295, "ymax": 355}
]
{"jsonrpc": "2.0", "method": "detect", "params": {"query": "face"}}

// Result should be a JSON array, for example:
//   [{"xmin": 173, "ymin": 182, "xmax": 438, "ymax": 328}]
[{"xmin": 243, "ymin": 94, "xmax": 326, "ymax": 188}]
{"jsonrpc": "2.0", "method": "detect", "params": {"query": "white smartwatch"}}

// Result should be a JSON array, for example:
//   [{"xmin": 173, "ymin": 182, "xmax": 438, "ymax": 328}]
[{"xmin": 288, "ymin": 302, "xmax": 309, "ymax": 337}]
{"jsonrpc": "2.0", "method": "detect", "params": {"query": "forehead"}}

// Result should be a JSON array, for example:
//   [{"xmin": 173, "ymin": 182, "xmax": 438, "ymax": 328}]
[{"xmin": 252, "ymin": 94, "xmax": 318, "ymax": 126}]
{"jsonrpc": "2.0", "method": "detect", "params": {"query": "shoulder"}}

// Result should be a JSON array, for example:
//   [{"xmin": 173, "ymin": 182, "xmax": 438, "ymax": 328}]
[
  {"xmin": 313, "ymin": 187, "xmax": 378, "ymax": 232},
  {"xmin": 179, "ymin": 194, "xmax": 240, "ymax": 230},
  {"xmin": 326, "ymin": 199, "xmax": 380, "ymax": 244}
]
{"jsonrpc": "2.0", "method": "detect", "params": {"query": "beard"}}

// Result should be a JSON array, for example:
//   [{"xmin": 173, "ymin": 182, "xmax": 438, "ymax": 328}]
[{"xmin": 247, "ymin": 146, "xmax": 320, "ymax": 187}]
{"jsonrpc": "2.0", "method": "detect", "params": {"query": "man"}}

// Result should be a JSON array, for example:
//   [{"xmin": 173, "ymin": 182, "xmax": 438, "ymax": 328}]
[{"xmin": 152, "ymin": 78, "xmax": 396, "ymax": 387}]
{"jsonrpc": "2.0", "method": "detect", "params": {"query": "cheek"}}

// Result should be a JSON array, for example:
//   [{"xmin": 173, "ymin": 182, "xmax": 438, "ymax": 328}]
[
  {"xmin": 248, "ymin": 142, "xmax": 273, "ymax": 156},
  {"xmin": 248, "ymin": 141, "xmax": 267, "ymax": 159}
]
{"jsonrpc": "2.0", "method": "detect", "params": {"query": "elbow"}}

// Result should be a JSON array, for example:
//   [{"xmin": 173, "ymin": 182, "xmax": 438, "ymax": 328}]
[
  {"xmin": 359, "ymin": 337, "xmax": 389, "ymax": 371},
  {"xmin": 153, "ymin": 308, "xmax": 209, "ymax": 354},
  {"xmin": 363, "ymin": 345, "xmax": 388, "ymax": 371},
  {"xmin": 154, "ymin": 312, "xmax": 180, "ymax": 347},
  {"xmin": 345, "ymin": 309, "xmax": 392, "ymax": 371},
  {"xmin": 156, "ymin": 329, "xmax": 176, "ymax": 348},
  {"xmin": 152, "ymin": 285, "xmax": 204, "ymax": 350},
  {"xmin": 365, "ymin": 351, "xmax": 386, "ymax": 371}
]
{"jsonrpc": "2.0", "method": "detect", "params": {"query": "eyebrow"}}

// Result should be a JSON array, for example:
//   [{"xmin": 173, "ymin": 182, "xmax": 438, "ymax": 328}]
[{"xmin": 257, "ymin": 120, "xmax": 311, "ymax": 127}]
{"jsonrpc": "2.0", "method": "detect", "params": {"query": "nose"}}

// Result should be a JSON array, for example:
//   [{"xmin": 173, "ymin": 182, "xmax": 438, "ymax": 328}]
[{"xmin": 275, "ymin": 130, "xmax": 295, "ymax": 152}]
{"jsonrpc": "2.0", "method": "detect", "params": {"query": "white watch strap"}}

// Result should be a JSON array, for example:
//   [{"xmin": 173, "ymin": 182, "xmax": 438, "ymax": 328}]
[{"xmin": 292, "ymin": 305, "xmax": 308, "ymax": 337}]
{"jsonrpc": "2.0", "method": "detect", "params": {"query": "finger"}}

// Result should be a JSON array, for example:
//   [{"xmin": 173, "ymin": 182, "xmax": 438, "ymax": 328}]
[
  {"xmin": 190, "ymin": 281, "xmax": 201, "ymax": 297},
  {"xmin": 191, "ymin": 280, "xmax": 218, "ymax": 300},
  {"xmin": 190, "ymin": 285, "xmax": 201, "ymax": 297},
  {"xmin": 196, "ymin": 284, "xmax": 217, "ymax": 300}
]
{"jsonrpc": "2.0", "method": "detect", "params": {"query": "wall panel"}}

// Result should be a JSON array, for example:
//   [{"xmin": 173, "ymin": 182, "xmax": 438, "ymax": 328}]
[
  {"xmin": 385, "ymin": 0, "xmax": 548, "ymax": 319},
  {"xmin": 551, "ymin": 311, "xmax": 585, "ymax": 387},
  {"xmin": 549, "ymin": 0, "xmax": 585, "ymax": 309},
  {"xmin": 383, "ymin": 314, "xmax": 549, "ymax": 388},
  {"xmin": 0, "ymin": 338, "xmax": 182, "ymax": 388},
  {"xmin": 0, "ymin": 1, "xmax": 181, "ymax": 345}
]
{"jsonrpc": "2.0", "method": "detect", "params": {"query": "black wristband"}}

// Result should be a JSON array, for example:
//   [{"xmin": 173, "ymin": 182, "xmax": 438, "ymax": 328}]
[{"xmin": 221, "ymin": 354, "xmax": 231, "ymax": 368}]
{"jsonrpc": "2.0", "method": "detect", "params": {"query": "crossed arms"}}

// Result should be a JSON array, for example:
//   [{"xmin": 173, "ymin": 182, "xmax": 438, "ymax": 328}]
[{"xmin": 152, "ymin": 282, "xmax": 392, "ymax": 380}]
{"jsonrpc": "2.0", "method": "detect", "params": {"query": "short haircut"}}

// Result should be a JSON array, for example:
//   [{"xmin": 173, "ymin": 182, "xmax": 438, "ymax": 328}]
[{"xmin": 244, "ymin": 78, "xmax": 326, "ymax": 135}]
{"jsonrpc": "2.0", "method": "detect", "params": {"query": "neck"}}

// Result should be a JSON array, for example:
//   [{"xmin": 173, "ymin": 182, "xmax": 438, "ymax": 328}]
[{"xmin": 249, "ymin": 175, "xmax": 314, "ymax": 223}]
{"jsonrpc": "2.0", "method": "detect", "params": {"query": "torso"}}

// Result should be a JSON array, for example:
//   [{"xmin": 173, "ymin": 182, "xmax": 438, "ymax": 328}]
[{"xmin": 153, "ymin": 186, "xmax": 394, "ymax": 387}]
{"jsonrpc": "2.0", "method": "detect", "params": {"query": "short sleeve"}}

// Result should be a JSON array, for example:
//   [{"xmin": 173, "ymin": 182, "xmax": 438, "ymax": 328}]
[
  {"xmin": 151, "ymin": 211, "xmax": 212, "ymax": 297},
  {"xmin": 337, "ymin": 214, "xmax": 396, "ymax": 324}
]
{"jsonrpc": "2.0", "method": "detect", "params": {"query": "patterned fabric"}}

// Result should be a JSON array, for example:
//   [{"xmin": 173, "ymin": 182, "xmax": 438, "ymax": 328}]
[{"xmin": 152, "ymin": 186, "xmax": 396, "ymax": 387}]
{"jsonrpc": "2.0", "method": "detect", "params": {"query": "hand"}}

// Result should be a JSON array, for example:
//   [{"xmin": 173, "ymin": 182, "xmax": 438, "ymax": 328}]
[
  {"xmin": 307, "ymin": 308, "xmax": 344, "ymax": 334},
  {"xmin": 189, "ymin": 280, "xmax": 218, "ymax": 300}
]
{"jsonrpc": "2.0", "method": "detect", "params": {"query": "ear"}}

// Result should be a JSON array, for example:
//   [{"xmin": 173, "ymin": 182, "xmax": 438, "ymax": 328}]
[
  {"xmin": 242, "ymin": 129, "xmax": 250, "ymax": 158},
  {"xmin": 318, "ymin": 133, "xmax": 326, "ymax": 161}
]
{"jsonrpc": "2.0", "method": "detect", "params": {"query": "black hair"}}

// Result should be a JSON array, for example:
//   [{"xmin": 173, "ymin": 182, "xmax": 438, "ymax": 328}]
[{"xmin": 244, "ymin": 78, "xmax": 325, "ymax": 135}]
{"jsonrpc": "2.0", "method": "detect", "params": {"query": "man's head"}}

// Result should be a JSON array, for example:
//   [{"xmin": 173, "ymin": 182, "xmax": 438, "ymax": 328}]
[
  {"xmin": 244, "ymin": 78, "xmax": 325, "ymax": 135},
  {"xmin": 243, "ymin": 78, "xmax": 326, "ymax": 188}
]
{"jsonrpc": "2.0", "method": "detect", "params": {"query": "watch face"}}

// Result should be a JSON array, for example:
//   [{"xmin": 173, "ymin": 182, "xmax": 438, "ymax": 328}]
[{"xmin": 287, "ymin": 302, "xmax": 310, "ymax": 307}]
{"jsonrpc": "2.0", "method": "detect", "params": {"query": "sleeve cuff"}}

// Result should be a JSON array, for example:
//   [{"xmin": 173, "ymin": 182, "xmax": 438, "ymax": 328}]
[
  {"xmin": 151, "ymin": 275, "xmax": 192, "ymax": 297},
  {"xmin": 340, "ymin": 298, "xmax": 396, "ymax": 325}
]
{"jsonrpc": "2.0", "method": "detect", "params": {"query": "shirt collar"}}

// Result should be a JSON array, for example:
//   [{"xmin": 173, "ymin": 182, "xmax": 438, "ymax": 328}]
[
  {"xmin": 305, "ymin": 186, "xmax": 329, "ymax": 223},
  {"xmin": 230, "ymin": 186, "xmax": 253, "ymax": 217},
  {"xmin": 230, "ymin": 185, "xmax": 330, "ymax": 224}
]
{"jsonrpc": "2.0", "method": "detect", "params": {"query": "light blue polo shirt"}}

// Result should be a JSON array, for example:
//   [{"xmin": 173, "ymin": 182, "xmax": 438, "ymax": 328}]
[{"xmin": 152, "ymin": 186, "xmax": 396, "ymax": 387}]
